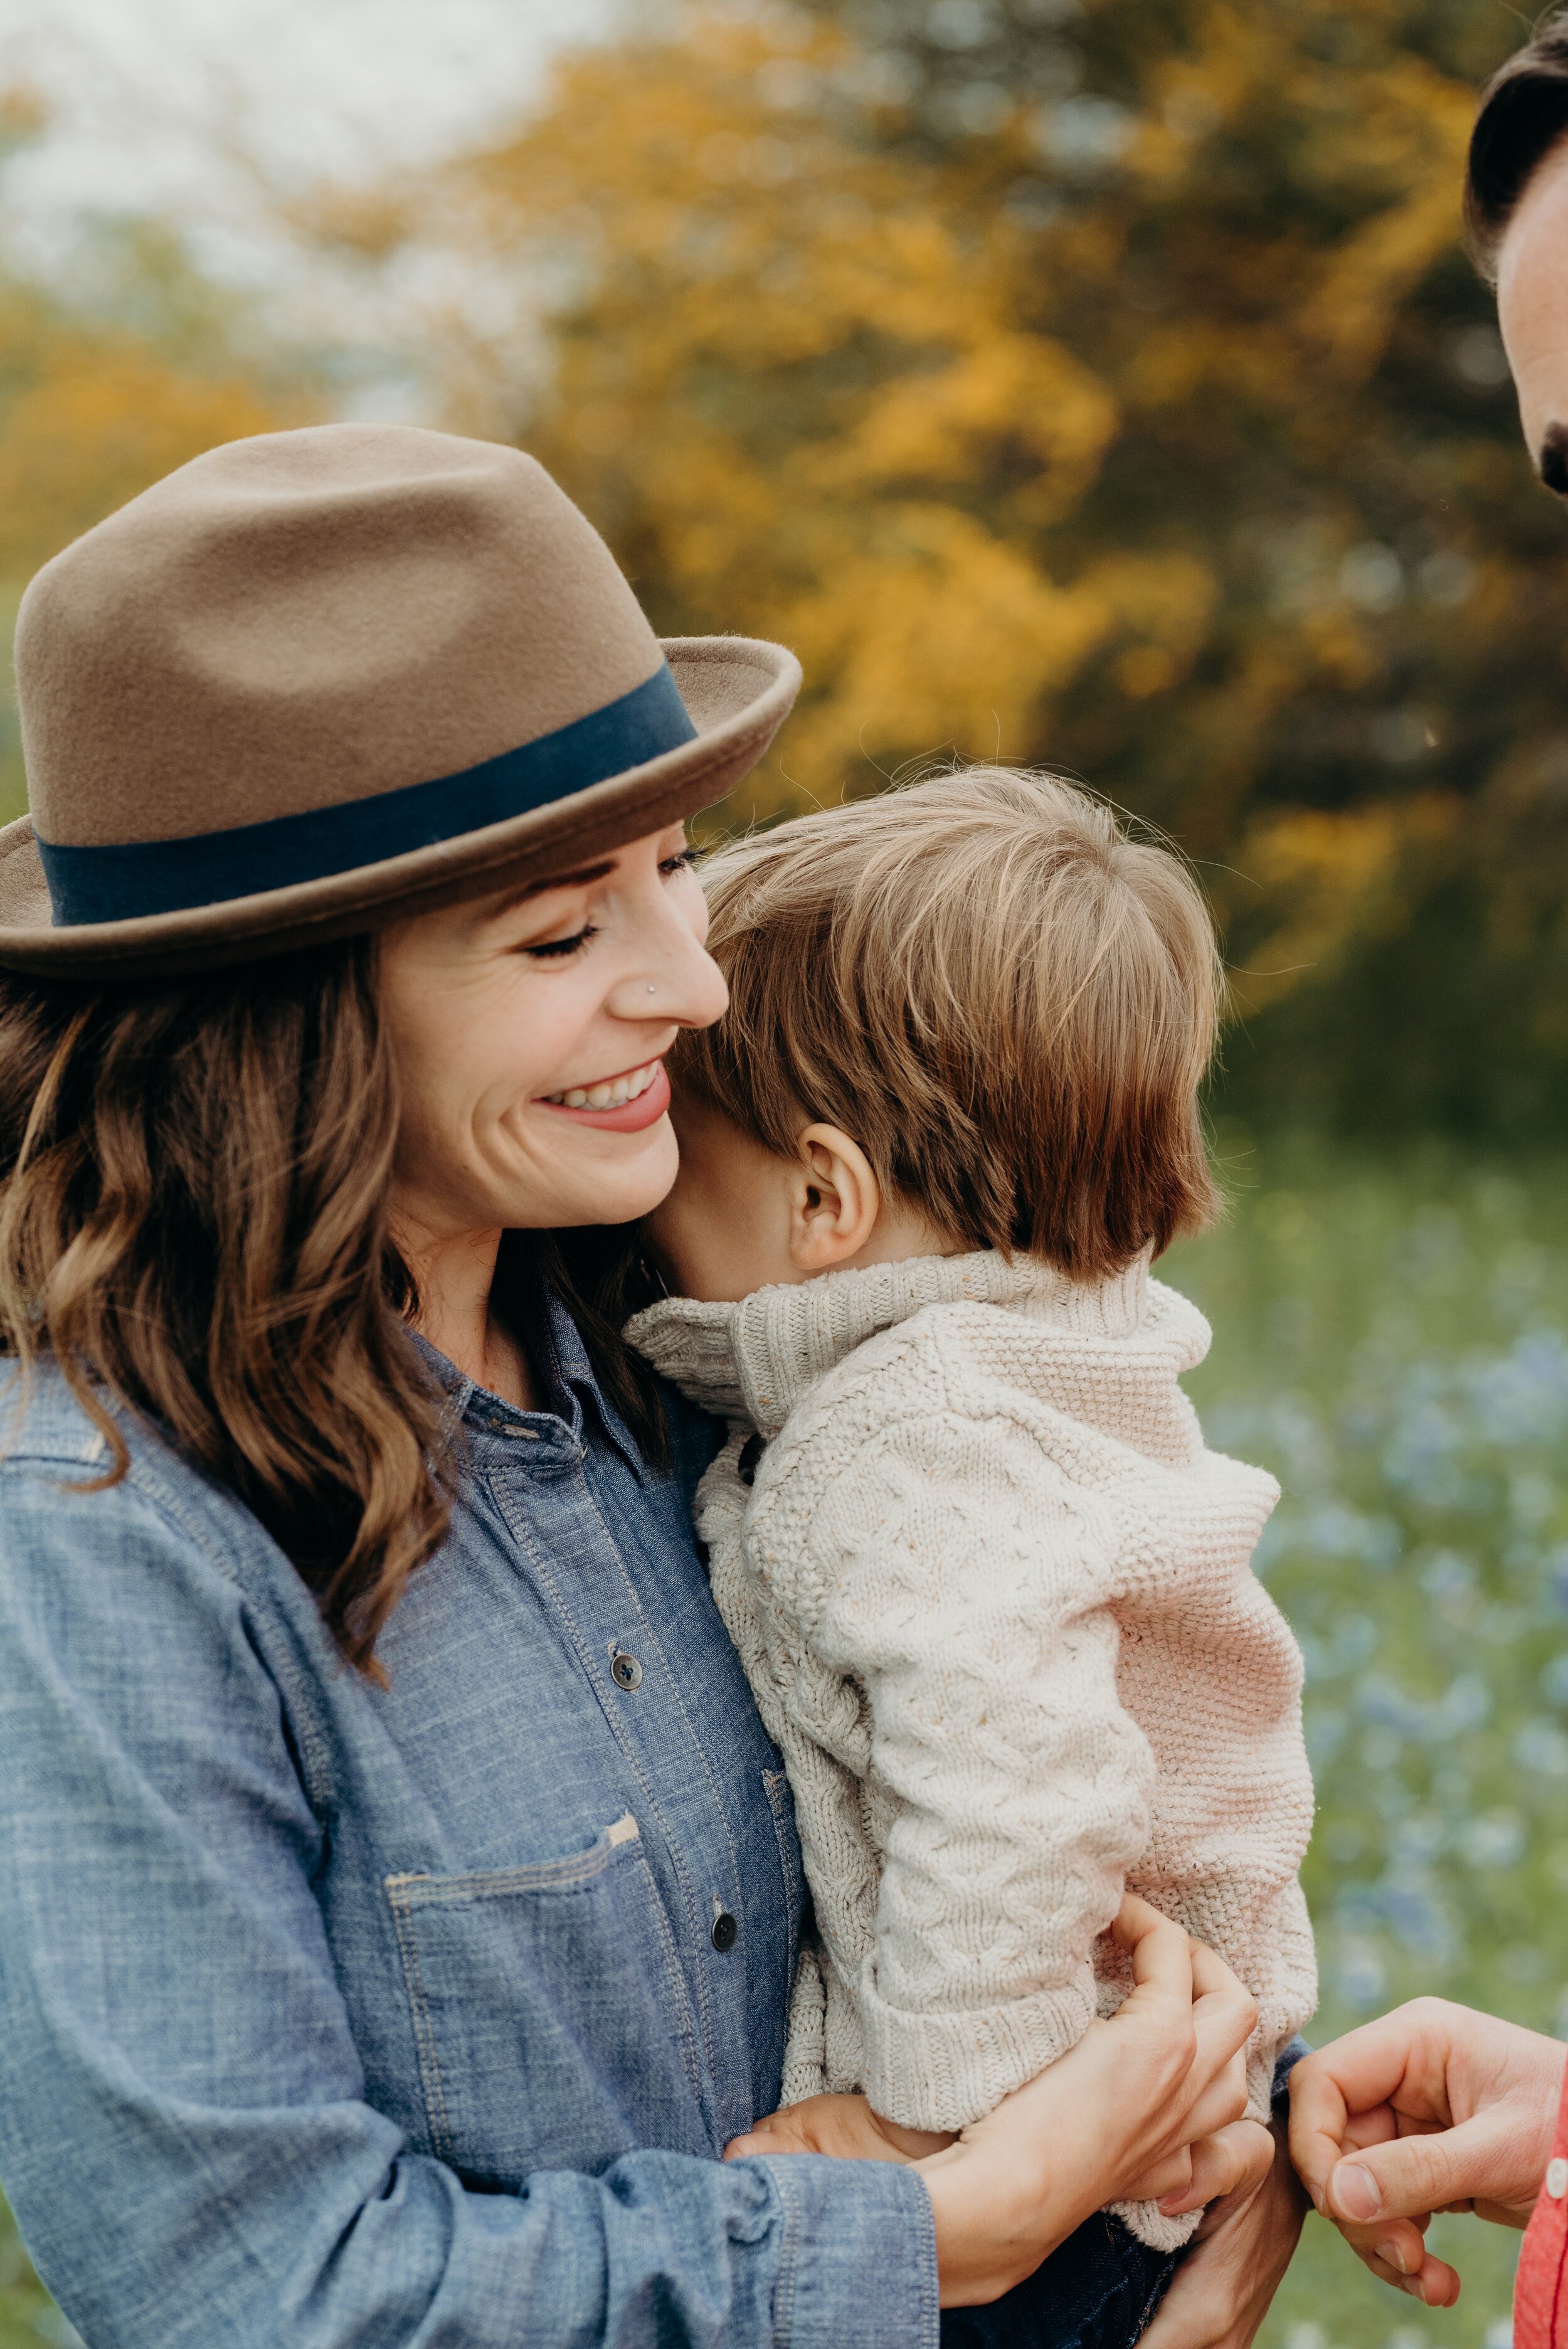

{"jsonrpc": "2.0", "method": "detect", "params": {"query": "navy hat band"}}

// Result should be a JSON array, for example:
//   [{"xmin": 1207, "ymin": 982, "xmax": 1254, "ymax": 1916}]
[{"xmin": 35, "ymin": 663, "xmax": 697, "ymax": 928}]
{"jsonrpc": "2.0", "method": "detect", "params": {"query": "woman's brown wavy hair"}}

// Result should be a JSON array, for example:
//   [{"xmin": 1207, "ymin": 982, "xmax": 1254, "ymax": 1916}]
[{"xmin": 0, "ymin": 941, "xmax": 666, "ymax": 1675}]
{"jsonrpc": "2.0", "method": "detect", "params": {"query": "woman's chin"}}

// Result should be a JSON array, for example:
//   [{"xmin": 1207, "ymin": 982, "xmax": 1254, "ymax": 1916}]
[{"xmin": 534, "ymin": 1117, "xmax": 681, "ymax": 1231}]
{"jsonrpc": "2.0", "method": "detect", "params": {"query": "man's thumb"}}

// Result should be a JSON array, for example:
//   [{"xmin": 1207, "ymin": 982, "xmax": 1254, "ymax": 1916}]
[{"xmin": 1327, "ymin": 2116, "xmax": 1507, "ymax": 2223}]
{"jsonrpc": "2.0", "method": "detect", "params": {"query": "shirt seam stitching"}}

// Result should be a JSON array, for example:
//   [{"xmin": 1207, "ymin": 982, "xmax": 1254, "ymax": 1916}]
[
  {"xmin": 771, "ymin": 2160, "xmax": 801, "ymax": 2347},
  {"xmin": 385, "ymin": 1875, "xmax": 456, "ymax": 2163},
  {"xmin": 489, "ymin": 1468, "xmax": 709, "ymax": 2115},
  {"xmin": 556, "ymin": 1452, "xmax": 728, "ymax": 2102},
  {"xmin": 572, "ymin": 1455, "xmax": 744, "ymax": 2068},
  {"xmin": 120, "ymin": 1461, "xmax": 339, "ymax": 1813}
]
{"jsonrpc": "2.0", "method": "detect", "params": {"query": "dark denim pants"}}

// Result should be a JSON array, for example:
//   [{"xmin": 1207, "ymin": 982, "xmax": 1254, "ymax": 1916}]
[{"xmin": 940, "ymin": 2214, "xmax": 1179, "ymax": 2349}]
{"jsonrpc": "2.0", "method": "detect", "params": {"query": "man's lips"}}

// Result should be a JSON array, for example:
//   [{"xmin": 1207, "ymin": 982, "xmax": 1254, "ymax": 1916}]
[{"xmin": 536, "ymin": 1060, "xmax": 671, "ymax": 1132}]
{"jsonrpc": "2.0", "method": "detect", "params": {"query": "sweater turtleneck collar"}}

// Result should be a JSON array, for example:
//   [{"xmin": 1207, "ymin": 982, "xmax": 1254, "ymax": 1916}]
[{"xmin": 625, "ymin": 1247, "xmax": 1152, "ymax": 1438}]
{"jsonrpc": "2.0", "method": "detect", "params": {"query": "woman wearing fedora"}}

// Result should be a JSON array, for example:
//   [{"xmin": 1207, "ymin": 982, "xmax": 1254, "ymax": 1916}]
[{"xmin": 0, "ymin": 423, "xmax": 1257, "ymax": 2347}]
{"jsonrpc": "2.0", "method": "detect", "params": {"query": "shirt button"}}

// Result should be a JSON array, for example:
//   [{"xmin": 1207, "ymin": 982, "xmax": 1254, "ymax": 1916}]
[
  {"xmin": 610, "ymin": 1651, "xmax": 643, "ymax": 1692},
  {"xmin": 711, "ymin": 1907, "xmax": 738, "ymax": 1953},
  {"xmin": 1547, "ymin": 2157, "xmax": 1568, "ymax": 2200}
]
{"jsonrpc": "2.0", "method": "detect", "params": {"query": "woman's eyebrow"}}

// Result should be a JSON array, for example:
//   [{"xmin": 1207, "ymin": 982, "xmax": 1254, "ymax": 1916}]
[
  {"xmin": 520, "ymin": 860, "xmax": 617, "ymax": 899},
  {"xmin": 480, "ymin": 861, "xmax": 618, "ymax": 925}
]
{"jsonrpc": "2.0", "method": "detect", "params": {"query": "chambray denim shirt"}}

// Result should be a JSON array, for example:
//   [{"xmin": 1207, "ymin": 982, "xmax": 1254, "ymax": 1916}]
[{"xmin": 0, "ymin": 1296, "xmax": 939, "ymax": 2349}]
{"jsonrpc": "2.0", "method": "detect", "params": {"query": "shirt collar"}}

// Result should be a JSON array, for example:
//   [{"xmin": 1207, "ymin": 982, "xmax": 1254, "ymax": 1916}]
[
  {"xmin": 527, "ymin": 1281, "xmax": 648, "ymax": 1480},
  {"xmin": 407, "ymin": 1284, "xmax": 649, "ymax": 1483}
]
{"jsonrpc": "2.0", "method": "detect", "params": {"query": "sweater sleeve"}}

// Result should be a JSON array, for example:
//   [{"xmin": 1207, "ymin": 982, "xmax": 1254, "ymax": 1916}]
[{"xmin": 785, "ymin": 1399, "xmax": 1158, "ymax": 2135}]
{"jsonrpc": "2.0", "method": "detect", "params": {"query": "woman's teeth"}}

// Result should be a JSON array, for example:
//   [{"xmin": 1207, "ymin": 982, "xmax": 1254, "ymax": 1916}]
[{"xmin": 546, "ymin": 1059, "xmax": 662, "ymax": 1111}]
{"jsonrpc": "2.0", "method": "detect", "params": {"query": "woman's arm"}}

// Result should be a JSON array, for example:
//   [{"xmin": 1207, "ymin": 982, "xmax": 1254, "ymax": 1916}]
[{"xmin": 0, "ymin": 1461, "xmax": 938, "ymax": 2349}]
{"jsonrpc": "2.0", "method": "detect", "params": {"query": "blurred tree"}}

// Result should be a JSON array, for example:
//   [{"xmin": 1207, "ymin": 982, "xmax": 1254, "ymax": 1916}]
[{"xmin": 430, "ymin": 0, "xmax": 1568, "ymax": 1133}]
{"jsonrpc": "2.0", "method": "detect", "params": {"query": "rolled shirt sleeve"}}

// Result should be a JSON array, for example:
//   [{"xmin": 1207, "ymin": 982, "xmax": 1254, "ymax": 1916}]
[{"xmin": 0, "ymin": 1453, "xmax": 938, "ymax": 2349}]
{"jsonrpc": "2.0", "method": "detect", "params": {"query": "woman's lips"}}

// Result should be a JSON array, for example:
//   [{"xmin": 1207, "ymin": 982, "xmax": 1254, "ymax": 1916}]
[{"xmin": 538, "ymin": 1060, "xmax": 670, "ymax": 1132}]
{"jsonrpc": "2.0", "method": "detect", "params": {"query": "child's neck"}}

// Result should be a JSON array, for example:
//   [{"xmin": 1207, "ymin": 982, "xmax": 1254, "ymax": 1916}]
[{"xmin": 828, "ymin": 1204, "xmax": 970, "ymax": 1279}]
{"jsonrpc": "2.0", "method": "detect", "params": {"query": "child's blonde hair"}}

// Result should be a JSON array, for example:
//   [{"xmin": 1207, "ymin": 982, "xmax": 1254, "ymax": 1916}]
[{"xmin": 674, "ymin": 768, "xmax": 1222, "ymax": 1281}]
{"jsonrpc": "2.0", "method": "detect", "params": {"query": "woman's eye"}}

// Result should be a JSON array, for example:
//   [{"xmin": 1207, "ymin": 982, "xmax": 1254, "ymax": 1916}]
[
  {"xmin": 660, "ymin": 848, "xmax": 699, "ymax": 878},
  {"xmin": 523, "ymin": 924, "xmax": 599, "ymax": 961}
]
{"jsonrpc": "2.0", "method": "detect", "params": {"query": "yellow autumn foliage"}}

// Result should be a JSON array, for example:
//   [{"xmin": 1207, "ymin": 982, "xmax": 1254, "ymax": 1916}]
[
  {"xmin": 1232, "ymin": 794, "xmax": 1461, "ymax": 1009},
  {"xmin": 0, "ymin": 272, "xmax": 290, "ymax": 819},
  {"xmin": 440, "ymin": 8, "xmax": 1162, "ymax": 804},
  {"xmin": 0, "ymin": 334, "xmax": 278, "ymax": 585},
  {"xmin": 425, "ymin": 0, "xmax": 1549, "ymax": 1083},
  {"xmin": 0, "ymin": 3, "xmax": 1555, "ymax": 1117}
]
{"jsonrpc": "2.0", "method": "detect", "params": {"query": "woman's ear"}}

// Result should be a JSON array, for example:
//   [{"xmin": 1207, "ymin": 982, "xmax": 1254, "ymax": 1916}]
[{"xmin": 786, "ymin": 1124, "xmax": 882, "ymax": 1273}]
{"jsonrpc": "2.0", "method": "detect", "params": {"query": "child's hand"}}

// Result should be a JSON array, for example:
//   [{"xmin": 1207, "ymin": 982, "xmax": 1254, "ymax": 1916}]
[{"xmin": 724, "ymin": 2092, "xmax": 956, "ymax": 2165}]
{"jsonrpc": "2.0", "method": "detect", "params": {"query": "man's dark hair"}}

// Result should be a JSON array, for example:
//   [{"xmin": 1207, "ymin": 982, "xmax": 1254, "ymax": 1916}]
[{"xmin": 1466, "ymin": 13, "xmax": 1568, "ymax": 282}]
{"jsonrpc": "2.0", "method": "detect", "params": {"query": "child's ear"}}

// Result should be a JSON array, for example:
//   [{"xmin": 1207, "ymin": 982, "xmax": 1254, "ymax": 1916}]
[{"xmin": 787, "ymin": 1125, "xmax": 882, "ymax": 1273}]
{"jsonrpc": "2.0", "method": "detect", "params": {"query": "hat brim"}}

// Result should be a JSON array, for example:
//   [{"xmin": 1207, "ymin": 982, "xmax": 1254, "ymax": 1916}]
[{"xmin": 0, "ymin": 636, "xmax": 800, "ymax": 980}]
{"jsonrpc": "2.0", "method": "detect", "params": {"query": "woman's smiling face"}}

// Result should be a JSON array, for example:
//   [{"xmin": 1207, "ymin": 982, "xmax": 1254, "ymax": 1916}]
[{"xmin": 378, "ymin": 822, "xmax": 728, "ymax": 1246}]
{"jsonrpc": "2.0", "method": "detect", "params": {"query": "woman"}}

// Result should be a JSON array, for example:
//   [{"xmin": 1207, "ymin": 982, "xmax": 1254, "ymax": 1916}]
[{"xmin": 0, "ymin": 421, "xmax": 1260, "ymax": 2346}]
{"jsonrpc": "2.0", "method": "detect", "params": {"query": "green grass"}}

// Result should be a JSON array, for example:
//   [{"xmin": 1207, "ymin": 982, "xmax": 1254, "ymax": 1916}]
[
  {"xmin": 6, "ymin": 1137, "xmax": 1568, "ymax": 2343},
  {"xmin": 1168, "ymin": 1135, "xmax": 1568, "ymax": 2349},
  {"xmin": 0, "ymin": 2217, "xmax": 76, "ymax": 2349}
]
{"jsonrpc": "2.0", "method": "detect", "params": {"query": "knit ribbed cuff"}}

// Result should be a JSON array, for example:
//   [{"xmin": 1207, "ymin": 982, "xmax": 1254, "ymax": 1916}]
[
  {"xmin": 1245, "ymin": 2047, "xmax": 1276, "ymax": 2124},
  {"xmin": 854, "ymin": 1956, "xmax": 1098, "ymax": 2134},
  {"xmin": 1108, "ymin": 2197, "xmax": 1204, "ymax": 2252}
]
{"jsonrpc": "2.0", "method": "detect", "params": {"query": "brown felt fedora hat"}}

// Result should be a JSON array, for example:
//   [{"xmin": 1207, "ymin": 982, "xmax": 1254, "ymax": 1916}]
[{"xmin": 0, "ymin": 422, "xmax": 801, "ymax": 978}]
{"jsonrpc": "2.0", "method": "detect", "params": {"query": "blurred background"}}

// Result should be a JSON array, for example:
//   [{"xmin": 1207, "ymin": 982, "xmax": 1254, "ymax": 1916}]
[{"xmin": 0, "ymin": 1, "xmax": 1563, "ymax": 2344}]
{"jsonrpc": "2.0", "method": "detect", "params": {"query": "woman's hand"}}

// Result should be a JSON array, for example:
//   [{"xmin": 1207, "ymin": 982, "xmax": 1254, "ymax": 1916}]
[
  {"xmin": 1288, "ymin": 2000, "xmax": 1567, "ymax": 2309},
  {"xmin": 753, "ymin": 1896, "xmax": 1239, "ymax": 2309},
  {"xmin": 1138, "ymin": 2119, "xmax": 1305, "ymax": 2349},
  {"xmin": 918, "ymin": 1899, "xmax": 1254, "ymax": 2304},
  {"xmin": 725, "ymin": 1899, "xmax": 1254, "ymax": 2306}
]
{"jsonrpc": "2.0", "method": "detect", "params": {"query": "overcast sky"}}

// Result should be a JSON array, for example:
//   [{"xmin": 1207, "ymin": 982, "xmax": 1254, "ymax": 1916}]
[{"xmin": 0, "ymin": 0, "xmax": 611, "ymax": 276}]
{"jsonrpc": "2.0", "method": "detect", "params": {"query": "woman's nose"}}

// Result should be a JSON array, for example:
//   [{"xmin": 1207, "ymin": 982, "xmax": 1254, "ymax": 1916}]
[{"xmin": 610, "ymin": 929, "xmax": 728, "ymax": 1031}]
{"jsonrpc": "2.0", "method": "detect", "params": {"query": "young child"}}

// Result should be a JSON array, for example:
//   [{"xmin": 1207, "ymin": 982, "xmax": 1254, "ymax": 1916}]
[{"xmin": 625, "ymin": 768, "xmax": 1316, "ymax": 2288}]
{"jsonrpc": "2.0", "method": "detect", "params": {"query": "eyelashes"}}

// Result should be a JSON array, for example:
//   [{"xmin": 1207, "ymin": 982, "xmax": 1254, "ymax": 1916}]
[
  {"xmin": 522, "ymin": 847, "xmax": 699, "ymax": 960},
  {"xmin": 524, "ymin": 925, "xmax": 598, "ymax": 960}
]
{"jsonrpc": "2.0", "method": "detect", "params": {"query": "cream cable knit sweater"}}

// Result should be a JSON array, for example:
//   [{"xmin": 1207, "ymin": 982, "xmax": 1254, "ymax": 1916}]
[{"xmin": 627, "ymin": 1249, "xmax": 1316, "ymax": 2251}]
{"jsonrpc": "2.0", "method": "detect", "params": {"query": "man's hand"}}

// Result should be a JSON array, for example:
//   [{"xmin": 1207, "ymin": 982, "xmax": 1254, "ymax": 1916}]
[{"xmin": 1288, "ymin": 2000, "xmax": 1566, "ymax": 2308}]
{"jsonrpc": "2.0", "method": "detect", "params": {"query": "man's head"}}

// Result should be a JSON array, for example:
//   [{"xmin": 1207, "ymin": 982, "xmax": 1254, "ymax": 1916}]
[{"xmin": 1466, "ymin": 18, "xmax": 1568, "ymax": 490}]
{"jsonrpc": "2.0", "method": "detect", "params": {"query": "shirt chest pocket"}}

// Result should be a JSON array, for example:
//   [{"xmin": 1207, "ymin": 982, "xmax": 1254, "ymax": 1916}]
[{"xmin": 386, "ymin": 1815, "xmax": 710, "ymax": 2186}]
